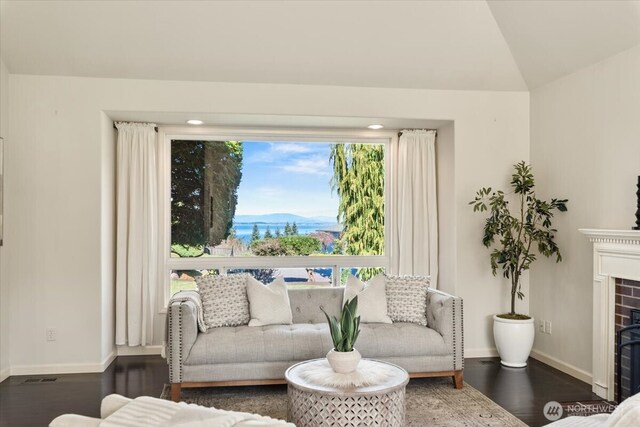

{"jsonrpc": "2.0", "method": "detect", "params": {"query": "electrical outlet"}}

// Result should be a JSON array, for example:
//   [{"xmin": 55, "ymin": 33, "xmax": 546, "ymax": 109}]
[
  {"xmin": 46, "ymin": 328, "xmax": 57, "ymax": 341},
  {"xmin": 545, "ymin": 320, "xmax": 552, "ymax": 335},
  {"xmin": 538, "ymin": 320, "xmax": 545, "ymax": 333}
]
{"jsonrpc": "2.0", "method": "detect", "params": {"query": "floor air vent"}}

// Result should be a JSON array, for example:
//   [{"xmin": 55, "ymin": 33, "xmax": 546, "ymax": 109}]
[{"xmin": 23, "ymin": 377, "xmax": 58, "ymax": 384}]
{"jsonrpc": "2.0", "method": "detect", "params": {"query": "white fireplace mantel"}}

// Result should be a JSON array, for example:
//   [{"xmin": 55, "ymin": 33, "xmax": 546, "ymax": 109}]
[{"xmin": 579, "ymin": 229, "xmax": 640, "ymax": 400}]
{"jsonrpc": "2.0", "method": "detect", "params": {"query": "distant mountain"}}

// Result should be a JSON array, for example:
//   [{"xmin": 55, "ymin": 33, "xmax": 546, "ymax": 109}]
[
  {"xmin": 234, "ymin": 213, "xmax": 336, "ymax": 224},
  {"xmin": 308, "ymin": 216, "xmax": 338, "ymax": 223}
]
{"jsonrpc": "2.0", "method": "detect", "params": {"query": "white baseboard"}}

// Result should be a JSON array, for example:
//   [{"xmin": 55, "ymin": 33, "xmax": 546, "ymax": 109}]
[
  {"xmin": 7, "ymin": 350, "xmax": 116, "ymax": 377},
  {"xmin": 101, "ymin": 349, "xmax": 117, "ymax": 370},
  {"xmin": 530, "ymin": 349, "xmax": 592, "ymax": 385},
  {"xmin": 0, "ymin": 367, "xmax": 9, "ymax": 383},
  {"xmin": 1, "ymin": 346, "xmax": 162, "ymax": 379},
  {"xmin": 465, "ymin": 348, "xmax": 499, "ymax": 358},
  {"xmin": 116, "ymin": 345, "xmax": 163, "ymax": 356}
]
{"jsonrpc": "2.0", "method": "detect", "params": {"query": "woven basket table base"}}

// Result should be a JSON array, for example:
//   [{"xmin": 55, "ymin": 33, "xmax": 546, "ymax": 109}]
[{"xmin": 288, "ymin": 384, "xmax": 405, "ymax": 427}]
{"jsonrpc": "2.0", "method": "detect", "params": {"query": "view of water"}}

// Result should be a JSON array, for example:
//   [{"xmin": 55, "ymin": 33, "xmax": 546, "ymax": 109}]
[{"xmin": 233, "ymin": 222, "xmax": 337, "ymax": 244}]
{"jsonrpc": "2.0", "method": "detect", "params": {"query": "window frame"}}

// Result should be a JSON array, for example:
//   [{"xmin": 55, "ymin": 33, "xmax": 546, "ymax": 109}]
[{"xmin": 158, "ymin": 126, "xmax": 397, "ymax": 310}]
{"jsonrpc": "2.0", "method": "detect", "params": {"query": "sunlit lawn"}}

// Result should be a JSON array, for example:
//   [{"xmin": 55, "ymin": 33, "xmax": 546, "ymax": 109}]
[{"xmin": 171, "ymin": 280, "xmax": 197, "ymax": 295}]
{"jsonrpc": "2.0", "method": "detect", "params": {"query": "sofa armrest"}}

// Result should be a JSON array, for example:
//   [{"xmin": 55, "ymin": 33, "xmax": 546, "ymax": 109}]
[
  {"xmin": 426, "ymin": 289, "xmax": 464, "ymax": 371},
  {"xmin": 167, "ymin": 299, "xmax": 199, "ymax": 384},
  {"xmin": 101, "ymin": 394, "xmax": 132, "ymax": 419}
]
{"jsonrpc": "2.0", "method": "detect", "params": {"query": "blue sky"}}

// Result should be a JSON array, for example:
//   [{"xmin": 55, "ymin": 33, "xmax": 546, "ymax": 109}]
[{"xmin": 235, "ymin": 141, "xmax": 339, "ymax": 218}]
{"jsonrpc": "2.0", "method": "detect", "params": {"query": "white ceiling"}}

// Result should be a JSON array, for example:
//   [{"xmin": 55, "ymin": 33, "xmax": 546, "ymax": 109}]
[
  {"xmin": 0, "ymin": 1, "xmax": 639, "ymax": 91},
  {"xmin": 487, "ymin": 1, "xmax": 640, "ymax": 88}
]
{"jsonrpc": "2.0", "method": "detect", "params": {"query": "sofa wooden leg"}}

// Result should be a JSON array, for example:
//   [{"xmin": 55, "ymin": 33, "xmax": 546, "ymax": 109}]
[
  {"xmin": 453, "ymin": 371, "xmax": 463, "ymax": 389},
  {"xmin": 170, "ymin": 383, "xmax": 181, "ymax": 402}
]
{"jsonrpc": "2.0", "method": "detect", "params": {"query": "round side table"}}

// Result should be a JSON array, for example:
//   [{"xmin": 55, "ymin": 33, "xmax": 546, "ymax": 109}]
[{"xmin": 285, "ymin": 358, "xmax": 409, "ymax": 427}]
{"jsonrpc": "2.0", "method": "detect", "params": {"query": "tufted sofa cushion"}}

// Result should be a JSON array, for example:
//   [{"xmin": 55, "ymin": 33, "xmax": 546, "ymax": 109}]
[
  {"xmin": 288, "ymin": 287, "xmax": 343, "ymax": 324},
  {"xmin": 184, "ymin": 322, "xmax": 448, "ymax": 365},
  {"xmin": 185, "ymin": 323, "xmax": 332, "ymax": 365},
  {"xmin": 358, "ymin": 323, "xmax": 448, "ymax": 357}
]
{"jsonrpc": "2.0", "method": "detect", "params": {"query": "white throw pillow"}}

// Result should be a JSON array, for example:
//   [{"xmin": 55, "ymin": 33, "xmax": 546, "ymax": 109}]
[
  {"xmin": 343, "ymin": 274, "xmax": 392, "ymax": 324},
  {"xmin": 196, "ymin": 273, "xmax": 251, "ymax": 328},
  {"xmin": 247, "ymin": 276, "xmax": 293, "ymax": 326},
  {"xmin": 385, "ymin": 275, "xmax": 430, "ymax": 326}
]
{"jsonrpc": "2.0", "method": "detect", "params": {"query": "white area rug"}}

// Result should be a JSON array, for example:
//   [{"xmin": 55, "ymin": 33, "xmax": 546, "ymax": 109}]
[
  {"xmin": 297, "ymin": 359, "xmax": 396, "ymax": 388},
  {"xmin": 161, "ymin": 377, "xmax": 528, "ymax": 426}
]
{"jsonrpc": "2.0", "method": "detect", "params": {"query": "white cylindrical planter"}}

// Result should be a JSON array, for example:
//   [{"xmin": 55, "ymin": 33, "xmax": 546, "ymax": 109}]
[
  {"xmin": 493, "ymin": 315, "xmax": 535, "ymax": 368},
  {"xmin": 326, "ymin": 348, "xmax": 361, "ymax": 374}
]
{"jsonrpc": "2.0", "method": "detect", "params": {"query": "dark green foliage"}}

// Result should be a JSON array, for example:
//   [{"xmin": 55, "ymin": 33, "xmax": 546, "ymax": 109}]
[
  {"xmin": 250, "ymin": 239, "xmax": 290, "ymax": 256},
  {"xmin": 171, "ymin": 140, "xmax": 242, "ymax": 255},
  {"xmin": 291, "ymin": 222, "xmax": 298, "ymax": 235},
  {"xmin": 284, "ymin": 222, "xmax": 292, "ymax": 236},
  {"xmin": 250, "ymin": 224, "xmax": 261, "ymax": 243},
  {"xmin": 321, "ymin": 296, "xmax": 361, "ymax": 352},
  {"xmin": 330, "ymin": 144, "xmax": 385, "ymax": 280},
  {"xmin": 250, "ymin": 235, "xmax": 322, "ymax": 256},
  {"xmin": 275, "ymin": 228, "xmax": 282, "ymax": 237},
  {"xmin": 264, "ymin": 226, "xmax": 273, "ymax": 239},
  {"xmin": 470, "ymin": 161, "xmax": 568, "ymax": 316},
  {"xmin": 278, "ymin": 235, "xmax": 322, "ymax": 255}
]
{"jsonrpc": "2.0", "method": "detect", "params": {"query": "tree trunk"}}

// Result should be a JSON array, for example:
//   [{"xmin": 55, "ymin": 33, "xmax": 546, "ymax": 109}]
[{"xmin": 511, "ymin": 276, "xmax": 518, "ymax": 315}]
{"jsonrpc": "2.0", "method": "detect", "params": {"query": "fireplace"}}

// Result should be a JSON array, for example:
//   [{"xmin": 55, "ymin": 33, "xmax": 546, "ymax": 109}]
[{"xmin": 579, "ymin": 229, "xmax": 640, "ymax": 400}]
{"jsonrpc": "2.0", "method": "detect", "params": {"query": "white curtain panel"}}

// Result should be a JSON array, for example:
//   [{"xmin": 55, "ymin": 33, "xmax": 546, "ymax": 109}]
[
  {"xmin": 115, "ymin": 122, "xmax": 159, "ymax": 346},
  {"xmin": 392, "ymin": 130, "xmax": 438, "ymax": 287}
]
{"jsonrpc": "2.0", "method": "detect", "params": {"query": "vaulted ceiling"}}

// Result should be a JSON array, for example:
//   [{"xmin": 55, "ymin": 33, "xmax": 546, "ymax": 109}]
[{"xmin": 1, "ymin": 1, "xmax": 639, "ymax": 91}]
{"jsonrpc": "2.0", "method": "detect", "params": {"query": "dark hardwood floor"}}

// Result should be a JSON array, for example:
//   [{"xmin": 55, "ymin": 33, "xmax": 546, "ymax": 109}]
[
  {"xmin": 464, "ymin": 358, "xmax": 601, "ymax": 426},
  {"xmin": 0, "ymin": 356, "xmax": 600, "ymax": 427}
]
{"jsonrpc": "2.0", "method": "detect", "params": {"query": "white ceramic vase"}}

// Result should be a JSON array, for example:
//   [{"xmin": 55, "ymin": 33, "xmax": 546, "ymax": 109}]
[
  {"xmin": 326, "ymin": 348, "xmax": 361, "ymax": 374},
  {"xmin": 493, "ymin": 315, "xmax": 535, "ymax": 368}
]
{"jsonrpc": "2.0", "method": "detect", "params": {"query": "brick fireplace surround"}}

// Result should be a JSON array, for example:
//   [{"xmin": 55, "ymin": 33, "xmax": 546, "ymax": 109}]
[
  {"xmin": 614, "ymin": 277, "xmax": 640, "ymax": 401},
  {"xmin": 615, "ymin": 278, "xmax": 640, "ymax": 329},
  {"xmin": 580, "ymin": 229, "xmax": 640, "ymax": 401}
]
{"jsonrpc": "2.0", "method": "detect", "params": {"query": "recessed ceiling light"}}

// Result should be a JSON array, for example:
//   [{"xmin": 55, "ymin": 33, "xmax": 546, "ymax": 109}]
[
  {"xmin": 186, "ymin": 119, "xmax": 204, "ymax": 125},
  {"xmin": 367, "ymin": 124, "xmax": 384, "ymax": 130}
]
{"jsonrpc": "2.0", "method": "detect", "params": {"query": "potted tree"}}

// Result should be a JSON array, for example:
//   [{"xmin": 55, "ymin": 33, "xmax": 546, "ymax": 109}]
[
  {"xmin": 470, "ymin": 161, "xmax": 568, "ymax": 367},
  {"xmin": 322, "ymin": 296, "xmax": 361, "ymax": 373}
]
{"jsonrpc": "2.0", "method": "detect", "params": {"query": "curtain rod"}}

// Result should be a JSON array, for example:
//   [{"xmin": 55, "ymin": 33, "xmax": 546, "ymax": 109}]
[
  {"xmin": 398, "ymin": 129, "xmax": 438, "ymax": 137},
  {"xmin": 110, "ymin": 125, "xmax": 433, "ymax": 136},
  {"xmin": 113, "ymin": 124, "xmax": 159, "ymax": 132}
]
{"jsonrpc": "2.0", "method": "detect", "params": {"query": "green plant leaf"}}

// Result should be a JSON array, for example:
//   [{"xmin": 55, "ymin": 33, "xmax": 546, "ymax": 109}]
[{"xmin": 321, "ymin": 296, "xmax": 360, "ymax": 352}]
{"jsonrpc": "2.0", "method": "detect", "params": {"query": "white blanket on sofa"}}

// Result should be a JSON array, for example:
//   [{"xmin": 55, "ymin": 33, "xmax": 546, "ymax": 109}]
[{"xmin": 168, "ymin": 290, "xmax": 208, "ymax": 333}]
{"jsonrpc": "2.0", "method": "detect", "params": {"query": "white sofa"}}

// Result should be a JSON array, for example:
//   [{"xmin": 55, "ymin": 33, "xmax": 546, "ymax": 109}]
[{"xmin": 49, "ymin": 394, "xmax": 294, "ymax": 427}]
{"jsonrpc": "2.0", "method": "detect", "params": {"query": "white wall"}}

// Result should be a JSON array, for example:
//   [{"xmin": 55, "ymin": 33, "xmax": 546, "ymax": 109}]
[
  {"xmin": 530, "ymin": 45, "xmax": 640, "ymax": 379},
  {"xmin": 0, "ymin": 58, "xmax": 10, "ymax": 382},
  {"xmin": 454, "ymin": 93, "xmax": 531, "ymax": 357},
  {"xmin": 4, "ymin": 75, "xmax": 528, "ymax": 371}
]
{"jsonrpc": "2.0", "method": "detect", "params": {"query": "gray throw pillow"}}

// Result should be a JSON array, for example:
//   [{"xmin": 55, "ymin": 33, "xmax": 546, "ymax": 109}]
[
  {"xmin": 385, "ymin": 275, "xmax": 430, "ymax": 326},
  {"xmin": 196, "ymin": 274, "xmax": 250, "ymax": 328}
]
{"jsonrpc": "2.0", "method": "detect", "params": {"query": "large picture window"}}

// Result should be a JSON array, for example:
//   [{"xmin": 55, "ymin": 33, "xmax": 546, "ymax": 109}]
[{"xmin": 161, "ymin": 129, "xmax": 391, "ymax": 299}]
